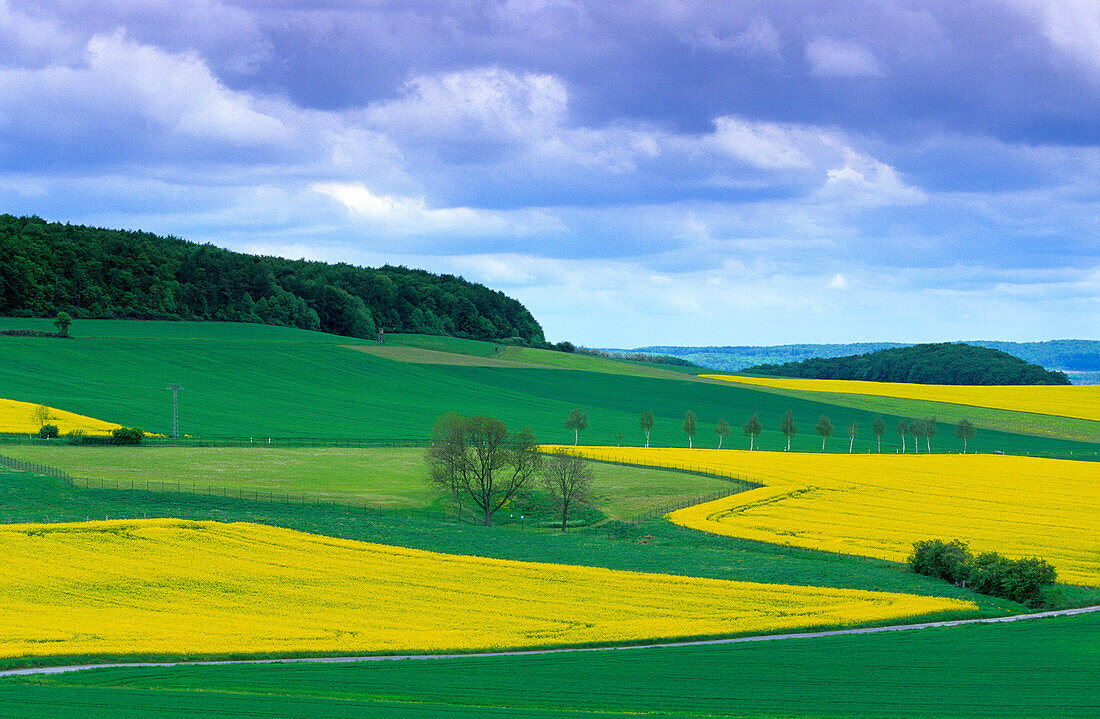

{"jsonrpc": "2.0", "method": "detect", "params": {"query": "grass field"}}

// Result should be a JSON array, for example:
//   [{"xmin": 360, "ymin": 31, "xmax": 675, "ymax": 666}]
[
  {"xmin": 710, "ymin": 374, "xmax": 1100, "ymax": 423},
  {"xmin": 3, "ymin": 612, "xmax": 1095, "ymax": 718},
  {"xmin": 0, "ymin": 445, "xmax": 739, "ymax": 519},
  {"xmin": 0, "ymin": 519, "xmax": 973, "ymax": 663},
  {"xmin": 1, "ymin": 322, "xmax": 1095, "ymax": 459},
  {"xmin": 557, "ymin": 447, "xmax": 1100, "ymax": 586}
]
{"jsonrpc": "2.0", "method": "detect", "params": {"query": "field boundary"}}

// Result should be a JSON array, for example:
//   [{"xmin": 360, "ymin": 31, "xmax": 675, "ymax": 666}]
[{"xmin": 3, "ymin": 605, "xmax": 1096, "ymax": 678}]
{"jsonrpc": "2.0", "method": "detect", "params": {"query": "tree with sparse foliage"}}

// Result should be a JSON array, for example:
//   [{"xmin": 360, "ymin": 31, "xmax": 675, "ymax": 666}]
[
  {"xmin": 780, "ymin": 410, "xmax": 796, "ymax": 451},
  {"xmin": 542, "ymin": 452, "xmax": 593, "ymax": 531},
  {"xmin": 54, "ymin": 311, "xmax": 72, "ymax": 337},
  {"xmin": 815, "ymin": 416, "xmax": 833, "ymax": 452},
  {"xmin": 955, "ymin": 418, "xmax": 976, "ymax": 453},
  {"xmin": 682, "ymin": 410, "xmax": 697, "ymax": 448},
  {"xmin": 426, "ymin": 413, "xmax": 542, "ymax": 526},
  {"xmin": 911, "ymin": 418, "xmax": 925, "ymax": 454},
  {"xmin": 897, "ymin": 419, "xmax": 910, "ymax": 453},
  {"xmin": 743, "ymin": 413, "xmax": 762, "ymax": 450},
  {"xmin": 614, "ymin": 430, "xmax": 625, "ymax": 447},
  {"xmin": 924, "ymin": 416, "xmax": 937, "ymax": 453},
  {"xmin": 31, "ymin": 404, "xmax": 50, "ymax": 430},
  {"xmin": 564, "ymin": 408, "xmax": 587, "ymax": 446},
  {"xmin": 639, "ymin": 410, "xmax": 654, "ymax": 448},
  {"xmin": 714, "ymin": 419, "xmax": 730, "ymax": 449},
  {"xmin": 872, "ymin": 416, "xmax": 885, "ymax": 453},
  {"xmin": 847, "ymin": 421, "xmax": 858, "ymax": 453}
]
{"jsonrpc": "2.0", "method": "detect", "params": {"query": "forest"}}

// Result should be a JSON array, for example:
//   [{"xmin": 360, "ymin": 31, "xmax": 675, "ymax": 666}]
[
  {"xmin": 743, "ymin": 343, "xmax": 1071, "ymax": 385},
  {"xmin": 0, "ymin": 215, "xmax": 545, "ymax": 343}
]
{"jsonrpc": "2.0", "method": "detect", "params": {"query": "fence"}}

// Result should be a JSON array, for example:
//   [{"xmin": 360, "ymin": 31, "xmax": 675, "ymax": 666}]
[{"xmin": 0, "ymin": 435, "xmax": 431, "ymax": 449}]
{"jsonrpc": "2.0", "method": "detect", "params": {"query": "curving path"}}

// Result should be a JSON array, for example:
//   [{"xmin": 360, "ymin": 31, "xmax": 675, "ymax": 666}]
[{"xmin": 2, "ymin": 605, "xmax": 1097, "ymax": 678}]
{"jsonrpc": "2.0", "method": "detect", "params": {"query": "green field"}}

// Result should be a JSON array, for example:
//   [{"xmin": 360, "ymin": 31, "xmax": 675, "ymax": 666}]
[
  {"xmin": 0, "ymin": 445, "xmax": 739, "ymax": 519},
  {"xmin": 3, "ymin": 612, "xmax": 1095, "ymax": 718},
  {"xmin": 2, "ymin": 320, "xmax": 1093, "ymax": 457}
]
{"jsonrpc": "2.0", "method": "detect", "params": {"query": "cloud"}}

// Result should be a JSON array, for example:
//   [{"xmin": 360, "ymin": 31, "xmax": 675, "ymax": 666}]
[
  {"xmin": 827, "ymin": 273, "xmax": 849, "ymax": 290},
  {"xmin": 311, "ymin": 182, "xmax": 566, "ymax": 241},
  {"xmin": 805, "ymin": 36, "xmax": 884, "ymax": 77}
]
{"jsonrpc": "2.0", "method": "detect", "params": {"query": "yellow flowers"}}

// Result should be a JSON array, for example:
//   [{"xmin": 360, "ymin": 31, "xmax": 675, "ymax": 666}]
[
  {"xmin": 700, "ymin": 375, "xmax": 1100, "ymax": 423},
  {"xmin": 0, "ymin": 520, "xmax": 974, "ymax": 660},
  {"xmin": 551, "ymin": 447, "xmax": 1100, "ymax": 586},
  {"xmin": 0, "ymin": 397, "xmax": 122, "ymax": 435}
]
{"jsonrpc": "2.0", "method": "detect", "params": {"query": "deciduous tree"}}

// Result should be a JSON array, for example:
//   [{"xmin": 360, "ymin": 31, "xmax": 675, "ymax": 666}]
[
  {"xmin": 743, "ymin": 413, "xmax": 762, "ymax": 451},
  {"xmin": 872, "ymin": 416, "xmax": 885, "ymax": 453},
  {"xmin": 847, "ymin": 421, "xmax": 858, "ymax": 453},
  {"xmin": 639, "ymin": 410, "xmax": 654, "ymax": 448},
  {"xmin": 714, "ymin": 419, "xmax": 730, "ymax": 449},
  {"xmin": 955, "ymin": 418, "xmax": 976, "ymax": 454},
  {"xmin": 542, "ymin": 453, "xmax": 592, "ymax": 531},
  {"xmin": 897, "ymin": 419, "xmax": 909, "ymax": 453},
  {"xmin": 54, "ymin": 311, "xmax": 72, "ymax": 337},
  {"xmin": 780, "ymin": 410, "xmax": 796, "ymax": 452},
  {"xmin": 683, "ymin": 410, "xmax": 697, "ymax": 448},
  {"xmin": 426, "ymin": 413, "xmax": 542, "ymax": 526},
  {"xmin": 815, "ymin": 416, "xmax": 833, "ymax": 452},
  {"xmin": 564, "ymin": 408, "xmax": 587, "ymax": 446}
]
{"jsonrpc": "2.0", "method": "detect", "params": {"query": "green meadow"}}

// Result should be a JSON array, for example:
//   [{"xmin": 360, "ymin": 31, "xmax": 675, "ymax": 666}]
[
  {"xmin": 0, "ymin": 320, "xmax": 1093, "ymax": 457},
  {"xmin": 0, "ymin": 445, "xmax": 739, "ymax": 519},
  {"xmin": 3, "ymin": 612, "xmax": 1095, "ymax": 718}
]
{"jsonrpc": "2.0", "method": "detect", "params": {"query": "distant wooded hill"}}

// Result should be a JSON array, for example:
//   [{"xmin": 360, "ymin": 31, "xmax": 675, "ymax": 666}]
[
  {"xmin": 741, "ymin": 343, "xmax": 1070, "ymax": 385},
  {"xmin": 634, "ymin": 340, "xmax": 1100, "ymax": 375},
  {"xmin": 0, "ymin": 215, "xmax": 544, "ymax": 343}
]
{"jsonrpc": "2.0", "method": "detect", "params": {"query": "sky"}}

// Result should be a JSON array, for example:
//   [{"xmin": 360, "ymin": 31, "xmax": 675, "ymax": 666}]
[{"xmin": 1, "ymin": 1, "xmax": 1098, "ymax": 347}]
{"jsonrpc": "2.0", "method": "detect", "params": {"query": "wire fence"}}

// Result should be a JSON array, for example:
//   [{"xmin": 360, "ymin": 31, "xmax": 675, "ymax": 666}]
[{"xmin": 0, "ymin": 435, "xmax": 431, "ymax": 448}]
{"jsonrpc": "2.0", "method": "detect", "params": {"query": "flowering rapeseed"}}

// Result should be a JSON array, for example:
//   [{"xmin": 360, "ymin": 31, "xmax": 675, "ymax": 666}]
[
  {"xmin": 0, "ymin": 519, "xmax": 974, "ymax": 660},
  {"xmin": 549, "ymin": 447, "xmax": 1100, "ymax": 586}
]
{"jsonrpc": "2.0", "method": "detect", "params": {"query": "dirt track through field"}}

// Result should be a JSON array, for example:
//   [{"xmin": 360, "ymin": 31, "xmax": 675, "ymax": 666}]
[{"xmin": 3, "ymin": 605, "xmax": 1096, "ymax": 678}]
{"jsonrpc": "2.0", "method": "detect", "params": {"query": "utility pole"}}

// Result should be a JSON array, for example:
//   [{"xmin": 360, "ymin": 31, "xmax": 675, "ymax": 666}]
[{"xmin": 167, "ymin": 385, "xmax": 182, "ymax": 439}]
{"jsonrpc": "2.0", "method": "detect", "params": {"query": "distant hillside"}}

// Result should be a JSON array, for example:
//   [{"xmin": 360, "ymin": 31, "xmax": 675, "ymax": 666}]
[
  {"xmin": 742, "ymin": 343, "xmax": 1070, "ymax": 385},
  {"xmin": 633, "ymin": 340, "xmax": 1100, "ymax": 382},
  {"xmin": 0, "ymin": 214, "xmax": 544, "ymax": 344}
]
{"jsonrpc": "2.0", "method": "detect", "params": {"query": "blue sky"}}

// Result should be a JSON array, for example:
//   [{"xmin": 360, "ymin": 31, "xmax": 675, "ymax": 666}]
[{"xmin": 1, "ymin": 1, "xmax": 1097, "ymax": 346}]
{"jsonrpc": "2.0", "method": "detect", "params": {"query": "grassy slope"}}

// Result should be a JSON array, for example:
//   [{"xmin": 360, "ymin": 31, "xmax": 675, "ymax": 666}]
[
  {"xmin": 4, "ymin": 613, "xmax": 1096, "ymax": 718},
  {"xmin": 0, "ymin": 445, "xmax": 738, "ymax": 519},
  {"xmin": 0, "ymin": 320, "xmax": 1093, "ymax": 456}
]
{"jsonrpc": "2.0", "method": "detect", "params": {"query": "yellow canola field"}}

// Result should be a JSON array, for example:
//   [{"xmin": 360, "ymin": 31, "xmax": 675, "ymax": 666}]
[
  {"xmin": 0, "ymin": 398, "xmax": 122, "ymax": 435},
  {"xmin": 0, "ymin": 520, "xmax": 975, "ymax": 660},
  {"xmin": 549, "ymin": 447, "xmax": 1100, "ymax": 586},
  {"xmin": 701, "ymin": 375, "xmax": 1100, "ymax": 423}
]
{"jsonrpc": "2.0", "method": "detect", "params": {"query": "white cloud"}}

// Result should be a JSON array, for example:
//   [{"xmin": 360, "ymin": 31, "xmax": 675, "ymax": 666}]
[
  {"xmin": 805, "ymin": 36, "xmax": 884, "ymax": 77},
  {"xmin": 1012, "ymin": 0, "xmax": 1100, "ymax": 75},
  {"xmin": 827, "ymin": 273, "xmax": 849, "ymax": 290},
  {"xmin": 311, "ymin": 182, "xmax": 565, "ymax": 239},
  {"xmin": 816, "ymin": 151, "xmax": 926, "ymax": 206},
  {"xmin": 709, "ymin": 117, "xmax": 818, "ymax": 169}
]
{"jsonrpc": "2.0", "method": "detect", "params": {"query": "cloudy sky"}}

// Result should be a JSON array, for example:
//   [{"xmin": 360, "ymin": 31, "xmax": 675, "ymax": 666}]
[{"xmin": 1, "ymin": 1, "xmax": 1098, "ymax": 346}]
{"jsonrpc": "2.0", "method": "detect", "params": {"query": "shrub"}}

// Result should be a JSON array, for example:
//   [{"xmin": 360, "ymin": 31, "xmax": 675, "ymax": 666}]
[
  {"xmin": 65, "ymin": 429, "xmax": 86, "ymax": 445},
  {"xmin": 909, "ymin": 539, "xmax": 1057, "ymax": 608},
  {"xmin": 908, "ymin": 539, "xmax": 971, "ymax": 585},
  {"xmin": 110, "ymin": 427, "xmax": 144, "ymax": 445},
  {"xmin": 37, "ymin": 424, "xmax": 59, "ymax": 439}
]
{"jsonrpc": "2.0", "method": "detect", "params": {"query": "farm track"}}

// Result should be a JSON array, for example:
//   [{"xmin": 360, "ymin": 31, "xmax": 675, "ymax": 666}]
[{"xmin": 4, "ymin": 605, "xmax": 1096, "ymax": 678}]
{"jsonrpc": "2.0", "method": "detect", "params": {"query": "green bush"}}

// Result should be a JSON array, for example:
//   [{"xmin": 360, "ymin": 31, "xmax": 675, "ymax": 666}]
[
  {"xmin": 909, "ymin": 539, "xmax": 1058, "ymax": 607},
  {"xmin": 37, "ymin": 424, "xmax": 59, "ymax": 439},
  {"xmin": 908, "ymin": 539, "xmax": 971, "ymax": 585},
  {"xmin": 65, "ymin": 429, "xmax": 85, "ymax": 445},
  {"xmin": 110, "ymin": 427, "xmax": 144, "ymax": 445}
]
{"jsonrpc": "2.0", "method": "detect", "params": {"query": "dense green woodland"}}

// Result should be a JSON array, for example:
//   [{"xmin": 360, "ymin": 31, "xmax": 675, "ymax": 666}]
[
  {"xmin": 745, "ymin": 343, "xmax": 1071, "ymax": 385},
  {"xmin": 0, "ymin": 215, "xmax": 544, "ymax": 343}
]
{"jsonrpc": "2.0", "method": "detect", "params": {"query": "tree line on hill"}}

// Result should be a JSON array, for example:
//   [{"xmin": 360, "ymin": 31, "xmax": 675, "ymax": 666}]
[
  {"xmin": 744, "ymin": 343, "xmax": 1069, "ymax": 385},
  {"xmin": 0, "ymin": 215, "xmax": 545, "ymax": 344}
]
